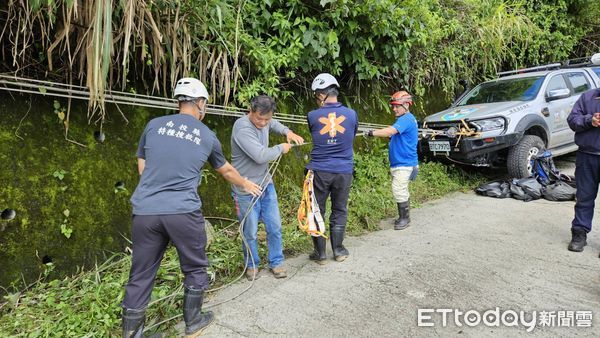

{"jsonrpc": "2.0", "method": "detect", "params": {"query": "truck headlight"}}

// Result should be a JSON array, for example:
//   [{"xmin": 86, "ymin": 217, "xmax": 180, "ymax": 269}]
[{"xmin": 470, "ymin": 117, "xmax": 505, "ymax": 132}]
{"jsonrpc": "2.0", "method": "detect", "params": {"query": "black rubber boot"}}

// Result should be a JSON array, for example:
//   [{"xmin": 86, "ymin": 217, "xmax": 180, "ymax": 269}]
[
  {"xmin": 309, "ymin": 236, "xmax": 327, "ymax": 264},
  {"xmin": 394, "ymin": 201, "xmax": 410, "ymax": 230},
  {"xmin": 394, "ymin": 203, "xmax": 403, "ymax": 225},
  {"xmin": 122, "ymin": 308, "xmax": 145, "ymax": 338},
  {"xmin": 330, "ymin": 225, "xmax": 349, "ymax": 262},
  {"xmin": 568, "ymin": 227, "xmax": 587, "ymax": 252},
  {"xmin": 183, "ymin": 287, "xmax": 214, "ymax": 337}
]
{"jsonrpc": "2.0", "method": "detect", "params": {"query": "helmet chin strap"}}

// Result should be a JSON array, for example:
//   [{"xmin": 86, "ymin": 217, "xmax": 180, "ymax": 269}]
[
  {"xmin": 393, "ymin": 103, "xmax": 410, "ymax": 116},
  {"xmin": 195, "ymin": 99, "xmax": 206, "ymax": 120},
  {"xmin": 318, "ymin": 94, "xmax": 329, "ymax": 107}
]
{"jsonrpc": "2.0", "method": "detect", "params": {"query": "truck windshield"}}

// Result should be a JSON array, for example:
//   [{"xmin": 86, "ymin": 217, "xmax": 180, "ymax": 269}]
[
  {"xmin": 593, "ymin": 67, "xmax": 600, "ymax": 78},
  {"xmin": 458, "ymin": 76, "xmax": 545, "ymax": 106}
]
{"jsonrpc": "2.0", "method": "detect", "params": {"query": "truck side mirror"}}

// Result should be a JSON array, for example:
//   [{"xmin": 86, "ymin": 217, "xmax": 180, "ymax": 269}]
[{"xmin": 546, "ymin": 88, "xmax": 571, "ymax": 102}]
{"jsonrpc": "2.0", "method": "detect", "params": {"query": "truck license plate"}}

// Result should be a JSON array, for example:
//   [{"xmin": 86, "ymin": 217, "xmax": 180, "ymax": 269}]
[{"xmin": 429, "ymin": 141, "xmax": 451, "ymax": 152}]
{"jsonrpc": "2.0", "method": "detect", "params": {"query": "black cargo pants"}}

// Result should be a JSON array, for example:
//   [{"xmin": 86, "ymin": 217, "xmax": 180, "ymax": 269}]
[
  {"xmin": 122, "ymin": 210, "xmax": 209, "ymax": 310},
  {"xmin": 312, "ymin": 171, "xmax": 353, "ymax": 227}
]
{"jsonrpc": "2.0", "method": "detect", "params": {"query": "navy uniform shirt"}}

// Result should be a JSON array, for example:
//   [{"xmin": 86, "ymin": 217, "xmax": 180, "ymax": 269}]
[
  {"xmin": 306, "ymin": 102, "xmax": 358, "ymax": 174},
  {"xmin": 131, "ymin": 113, "xmax": 226, "ymax": 215},
  {"xmin": 567, "ymin": 88, "xmax": 600, "ymax": 155}
]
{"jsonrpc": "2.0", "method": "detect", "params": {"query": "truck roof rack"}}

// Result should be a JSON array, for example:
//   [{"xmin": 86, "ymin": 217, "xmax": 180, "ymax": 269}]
[
  {"xmin": 497, "ymin": 63, "xmax": 561, "ymax": 77},
  {"xmin": 497, "ymin": 53, "xmax": 600, "ymax": 77},
  {"xmin": 561, "ymin": 56, "xmax": 594, "ymax": 68}
]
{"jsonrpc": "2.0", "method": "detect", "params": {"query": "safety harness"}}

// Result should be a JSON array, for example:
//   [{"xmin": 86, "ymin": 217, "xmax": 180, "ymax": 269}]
[{"xmin": 297, "ymin": 170, "xmax": 328, "ymax": 238}]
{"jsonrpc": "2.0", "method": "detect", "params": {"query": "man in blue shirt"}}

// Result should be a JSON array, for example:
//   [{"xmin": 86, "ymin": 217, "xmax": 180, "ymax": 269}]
[
  {"xmin": 306, "ymin": 73, "xmax": 358, "ymax": 264},
  {"xmin": 366, "ymin": 91, "xmax": 419, "ymax": 230},
  {"xmin": 122, "ymin": 78, "xmax": 261, "ymax": 338},
  {"xmin": 566, "ymin": 87, "xmax": 600, "ymax": 254}
]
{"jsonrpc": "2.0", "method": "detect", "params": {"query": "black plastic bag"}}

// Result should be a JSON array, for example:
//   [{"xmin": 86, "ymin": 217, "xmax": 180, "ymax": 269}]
[
  {"xmin": 559, "ymin": 174, "xmax": 576, "ymax": 189},
  {"xmin": 510, "ymin": 180, "xmax": 533, "ymax": 201},
  {"xmin": 515, "ymin": 177, "xmax": 542, "ymax": 200},
  {"xmin": 542, "ymin": 181, "xmax": 576, "ymax": 201},
  {"xmin": 475, "ymin": 180, "xmax": 510, "ymax": 198}
]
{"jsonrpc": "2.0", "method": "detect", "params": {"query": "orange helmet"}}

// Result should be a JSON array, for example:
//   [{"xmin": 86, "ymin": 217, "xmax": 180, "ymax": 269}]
[{"xmin": 389, "ymin": 91, "xmax": 413, "ymax": 106}]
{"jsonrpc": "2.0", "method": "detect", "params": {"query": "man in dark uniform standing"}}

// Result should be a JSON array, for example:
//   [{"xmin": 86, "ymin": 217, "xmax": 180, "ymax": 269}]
[
  {"xmin": 566, "ymin": 87, "xmax": 600, "ymax": 254},
  {"xmin": 121, "ymin": 78, "xmax": 261, "ymax": 338},
  {"xmin": 306, "ymin": 73, "xmax": 358, "ymax": 264}
]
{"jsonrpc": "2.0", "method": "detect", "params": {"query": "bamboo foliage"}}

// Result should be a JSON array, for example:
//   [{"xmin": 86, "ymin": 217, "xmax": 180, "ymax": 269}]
[
  {"xmin": 1, "ymin": 0, "xmax": 598, "ymax": 124},
  {"xmin": 85, "ymin": 0, "xmax": 112, "ymax": 122},
  {"xmin": 1, "ymin": 0, "xmax": 240, "ymax": 123}
]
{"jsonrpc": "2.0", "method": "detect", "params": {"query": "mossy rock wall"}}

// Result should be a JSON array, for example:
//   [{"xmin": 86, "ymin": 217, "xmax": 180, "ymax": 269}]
[
  {"xmin": 0, "ymin": 94, "xmax": 319, "ymax": 290},
  {"xmin": 0, "ymin": 95, "xmax": 154, "ymax": 288}
]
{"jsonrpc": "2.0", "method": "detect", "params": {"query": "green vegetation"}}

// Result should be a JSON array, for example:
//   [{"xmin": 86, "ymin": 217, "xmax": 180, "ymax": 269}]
[
  {"xmin": 0, "ymin": 132, "xmax": 482, "ymax": 336},
  {"xmin": 0, "ymin": 0, "xmax": 596, "ymax": 335},
  {"xmin": 1, "ymin": 0, "xmax": 598, "ymax": 120}
]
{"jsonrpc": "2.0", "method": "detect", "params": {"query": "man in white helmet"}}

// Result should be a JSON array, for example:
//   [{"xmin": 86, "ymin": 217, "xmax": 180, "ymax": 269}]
[
  {"xmin": 121, "ymin": 77, "xmax": 261, "ymax": 338},
  {"xmin": 305, "ymin": 73, "xmax": 358, "ymax": 264}
]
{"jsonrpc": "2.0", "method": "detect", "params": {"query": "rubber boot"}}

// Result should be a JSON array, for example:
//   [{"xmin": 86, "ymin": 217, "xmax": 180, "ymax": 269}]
[
  {"xmin": 393, "ymin": 203, "xmax": 403, "ymax": 226},
  {"xmin": 183, "ymin": 287, "xmax": 214, "ymax": 338},
  {"xmin": 394, "ymin": 201, "xmax": 410, "ymax": 230},
  {"xmin": 308, "ymin": 236, "xmax": 327, "ymax": 265},
  {"xmin": 122, "ymin": 308, "xmax": 145, "ymax": 338},
  {"xmin": 568, "ymin": 227, "xmax": 587, "ymax": 252},
  {"xmin": 330, "ymin": 225, "xmax": 349, "ymax": 262}
]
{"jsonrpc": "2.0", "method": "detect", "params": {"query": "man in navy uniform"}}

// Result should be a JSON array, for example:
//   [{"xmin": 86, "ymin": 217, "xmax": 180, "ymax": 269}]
[
  {"xmin": 121, "ymin": 78, "xmax": 260, "ymax": 338},
  {"xmin": 566, "ymin": 87, "xmax": 600, "ymax": 254},
  {"xmin": 306, "ymin": 73, "xmax": 358, "ymax": 264}
]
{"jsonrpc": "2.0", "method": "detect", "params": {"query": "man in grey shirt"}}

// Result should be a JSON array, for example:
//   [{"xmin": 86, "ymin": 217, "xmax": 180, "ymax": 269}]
[{"xmin": 231, "ymin": 95, "xmax": 304, "ymax": 280}]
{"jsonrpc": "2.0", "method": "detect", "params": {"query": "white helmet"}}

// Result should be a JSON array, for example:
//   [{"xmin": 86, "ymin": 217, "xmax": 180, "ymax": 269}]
[
  {"xmin": 311, "ymin": 73, "xmax": 339, "ymax": 91},
  {"xmin": 591, "ymin": 53, "xmax": 600, "ymax": 66},
  {"xmin": 173, "ymin": 77, "xmax": 209, "ymax": 101}
]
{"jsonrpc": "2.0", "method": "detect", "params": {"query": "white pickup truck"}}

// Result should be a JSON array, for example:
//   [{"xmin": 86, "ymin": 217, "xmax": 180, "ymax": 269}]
[{"xmin": 421, "ymin": 54, "xmax": 600, "ymax": 177}]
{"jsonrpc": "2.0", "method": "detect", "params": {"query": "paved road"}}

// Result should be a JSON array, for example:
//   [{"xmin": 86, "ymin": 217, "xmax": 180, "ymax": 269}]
[{"xmin": 193, "ymin": 158, "xmax": 599, "ymax": 337}]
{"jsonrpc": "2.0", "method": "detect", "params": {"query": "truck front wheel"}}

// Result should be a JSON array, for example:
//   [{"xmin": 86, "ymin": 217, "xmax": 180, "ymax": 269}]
[{"xmin": 507, "ymin": 135, "xmax": 545, "ymax": 178}]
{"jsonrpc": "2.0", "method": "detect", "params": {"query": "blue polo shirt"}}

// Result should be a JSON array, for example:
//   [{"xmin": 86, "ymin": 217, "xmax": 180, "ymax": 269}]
[
  {"xmin": 306, "ymin": 102, "xmax": 358, "ymax": 174},
  {"xmin": 130, "ymin": 113, "xmax": 226, "ymax": 215},
  {"xmin": 389, "ymin": 112, "xmax": 419, "ymax": 168}
]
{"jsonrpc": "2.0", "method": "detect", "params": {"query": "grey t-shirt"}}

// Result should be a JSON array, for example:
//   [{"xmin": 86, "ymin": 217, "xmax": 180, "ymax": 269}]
[
  {"xmin": 131, "ymin": 113, "xmax": 226, "ymax": 215},
  {"xmin": 231, "ymin": 114, "xmax": 289, "ymax": 195}
]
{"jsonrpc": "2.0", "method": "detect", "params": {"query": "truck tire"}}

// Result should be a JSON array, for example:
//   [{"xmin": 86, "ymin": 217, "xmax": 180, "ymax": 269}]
[{"xmin": 507, "ymin": 135, "xmax": 545, "ymax": 178}]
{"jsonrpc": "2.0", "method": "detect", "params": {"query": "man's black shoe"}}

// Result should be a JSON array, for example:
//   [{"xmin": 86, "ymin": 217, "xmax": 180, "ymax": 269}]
[{"xmin": 568, "ymin": 227, "xmax": 587, "ymax": 252}]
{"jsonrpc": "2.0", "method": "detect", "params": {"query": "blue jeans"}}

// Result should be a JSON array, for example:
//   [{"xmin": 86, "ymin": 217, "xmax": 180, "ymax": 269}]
[{"xmin": 233, "ymin": 183, "xmax": 284, "ymax": 269}]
